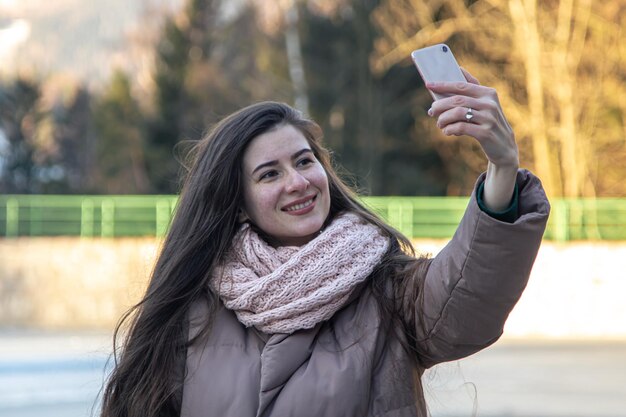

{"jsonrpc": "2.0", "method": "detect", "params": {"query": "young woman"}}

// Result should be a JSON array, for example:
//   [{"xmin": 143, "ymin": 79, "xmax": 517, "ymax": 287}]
[{"xmin": 100, "ymin": 73, "xmax": 550, "ymax": 417}]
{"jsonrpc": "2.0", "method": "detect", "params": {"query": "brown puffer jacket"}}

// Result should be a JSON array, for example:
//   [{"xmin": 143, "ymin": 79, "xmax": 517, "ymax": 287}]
[{"xmin": 181, "ymin": 169, "xmax": 550, "ymax": 417}]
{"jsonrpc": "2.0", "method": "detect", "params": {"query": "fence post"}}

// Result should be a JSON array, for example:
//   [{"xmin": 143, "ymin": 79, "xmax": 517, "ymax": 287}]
[
  {"xmin": 553, "ymin": 199, "xmax": 570, "ymax": 242},
  {"xmin": 6, "ymin": 198, "xmax": 19, "ymax": 238},
  {"xmin": 388, "ymin": 200, "xmax": 414, "ymax": 238},
  {"xmin": 156, "ymin": 199, "xmax": 172, "ymax": 238},
  {"xmin": 29, "ymin": 198, "xmax": 42, "ymax": 236},
  {"xmin": 81, "ymin": 198, "xmax": 94, "ymax": 237},
  {"xmin": 101, "ymin": 199, "xmax": 115, "ymax": 238},
  {"xmin": 581, "ymin": 198, "xmax": 602, "ymax": 240}
]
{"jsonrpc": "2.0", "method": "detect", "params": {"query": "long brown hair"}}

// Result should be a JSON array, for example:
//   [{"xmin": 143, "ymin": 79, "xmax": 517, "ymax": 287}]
[{"xmin": 99, "ymin": 101, "xmax": 428, "ymax": 417}]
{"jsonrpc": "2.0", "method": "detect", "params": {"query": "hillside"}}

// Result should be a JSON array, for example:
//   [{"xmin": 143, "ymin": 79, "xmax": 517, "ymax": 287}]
[{"xmin": 0, "ymin": 0, "xmax": 184, "ymax": 86}]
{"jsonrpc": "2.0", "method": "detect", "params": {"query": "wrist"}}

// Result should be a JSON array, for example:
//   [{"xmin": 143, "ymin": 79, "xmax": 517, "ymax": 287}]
[
  {"xmin": 477, "ymin": 181, "xmax": 519, "ymax": 223},
  {"xmin": 483, "ymin": 162, "xmax": 518, "ymax": 212},
  {"xmin": 487, "ymin": 159, "xmax": 519, "ymax": 176}
]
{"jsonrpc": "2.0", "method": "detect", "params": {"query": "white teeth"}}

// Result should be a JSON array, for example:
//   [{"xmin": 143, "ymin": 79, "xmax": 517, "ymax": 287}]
[{"xmin": 285, "ymin": 198, "xmax": 314, "ymax": 212}]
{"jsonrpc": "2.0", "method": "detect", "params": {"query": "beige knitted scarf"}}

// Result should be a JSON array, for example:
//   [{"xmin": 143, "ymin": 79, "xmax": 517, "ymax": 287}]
[{"xmin": 211, "ymin": 212, "xmax": 390, "ymax": 334}]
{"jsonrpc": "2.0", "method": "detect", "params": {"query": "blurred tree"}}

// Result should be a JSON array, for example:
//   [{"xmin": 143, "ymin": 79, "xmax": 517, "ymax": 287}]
[
  {"xmin": 146, "ymin": 5, "xmax": 196, "ymax": 193},
  {"xmin": 144, "ymin": 0, "xmax": 446, "ymax": 195},
  {"xmin": 34, "ymin": 76, "xmax": 97, "ymax": 194},
  {"xmin": 276, "ymin": 0, "xmax": 310, "ymax": 113},
  {"xmin": 372, "ymin": 0, "xmax": 626, "ymax": 197},
  {"xmin": 93, "ymin": 70, "xmax": 150, "ymax": 194},
  {"xmin": 300, "ymin": 0, "xmax": 446, "ymax": 195},
  {"xmin": 0, "ymin": 76, "xmax": 98, "ymax": 194},
  {"xmin": 147, "ymin": 0, "xmax": 292, "ymax": 193},
  {"xmin": 0, "ymin": 78, "xmax": 41, "ymax": 193},
  {"xmin": 54, "ymin": 87, "xmax": 95, "ymax": 192},
  {"xmin": 140, "ymin": 0, "xmax": 447, "ymax": 195}
]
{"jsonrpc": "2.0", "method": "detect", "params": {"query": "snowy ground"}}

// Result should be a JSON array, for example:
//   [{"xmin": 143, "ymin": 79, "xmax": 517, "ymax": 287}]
[{"xmin": 0, "ymin": 331, "xmax": 625, "ymax": 417}]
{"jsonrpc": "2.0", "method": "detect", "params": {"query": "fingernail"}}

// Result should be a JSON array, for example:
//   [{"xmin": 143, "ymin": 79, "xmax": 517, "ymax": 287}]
[{"xmin": 427, "ymin": 108, "xmax": 433, "ymax": 117}]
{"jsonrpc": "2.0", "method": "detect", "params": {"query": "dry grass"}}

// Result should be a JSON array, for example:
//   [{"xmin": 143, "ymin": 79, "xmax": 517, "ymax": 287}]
[{"xmin": 0, "ymin": 237, "xmax": 159, "ymax": 329}]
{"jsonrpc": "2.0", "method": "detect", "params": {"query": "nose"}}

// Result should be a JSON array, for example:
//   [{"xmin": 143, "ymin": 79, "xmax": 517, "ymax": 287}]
[{"xmin": 285, "ymin": 170, "xmax": 309, "ymax": 193}]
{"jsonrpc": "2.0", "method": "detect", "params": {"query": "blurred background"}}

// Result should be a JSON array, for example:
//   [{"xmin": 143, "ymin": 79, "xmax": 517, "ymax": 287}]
[{"xmin": 0, "ymin": 0, "xmax": 625, "ymax": 416}]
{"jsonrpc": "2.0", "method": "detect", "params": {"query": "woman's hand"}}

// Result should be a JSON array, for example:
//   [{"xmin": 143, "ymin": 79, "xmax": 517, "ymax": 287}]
[{"xmin": 426, "ymin": 68, "xmax": 519, "ymax": 212}]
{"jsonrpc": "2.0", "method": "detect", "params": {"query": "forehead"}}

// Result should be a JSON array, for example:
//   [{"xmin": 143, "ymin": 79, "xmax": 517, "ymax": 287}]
[{"xmin": 242, "ymin": 124, "xmax": 311, "ymax": 169}]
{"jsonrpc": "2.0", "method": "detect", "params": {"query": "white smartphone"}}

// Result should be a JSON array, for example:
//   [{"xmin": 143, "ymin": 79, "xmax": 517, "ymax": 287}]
[{"xmin": 411, "ymin": 44, "xmax": 466, "ymax": 101}]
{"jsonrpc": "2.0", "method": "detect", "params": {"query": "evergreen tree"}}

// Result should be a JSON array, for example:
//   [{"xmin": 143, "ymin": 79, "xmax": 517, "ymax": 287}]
[
  {"xmin": 146, "ymin": 0, "xmax": 291, "ymax": 193},
  {"xmin": 300, "ymin": 1, "xmax": 446, "ymax": 195},
  {"xmin": 147, "ymin": 12, "xmax": 195, "ymax": 193},
  {"xmin": 93, "ymin": 70, "xmax": 150, "ymax": 194},
  {"xmin": 144, "ymin": 0, "xmax": 446, "ymax": 195},
  {"xmin": 0, "ymin": 77, "xmax": 97, "ymax": 194},
  {"xmin": 43, "ymin": 83, "xmax": 96, "ymax": 193},
  {"xmin": 0, "ymin": 78, "xmax": 41, "ymax": 193}
]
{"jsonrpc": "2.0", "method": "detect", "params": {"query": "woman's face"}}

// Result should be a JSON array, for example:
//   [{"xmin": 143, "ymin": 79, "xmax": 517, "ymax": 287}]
[{"xmin": 240, "ymin": 124, "xmax": 331, "ymax": 247}]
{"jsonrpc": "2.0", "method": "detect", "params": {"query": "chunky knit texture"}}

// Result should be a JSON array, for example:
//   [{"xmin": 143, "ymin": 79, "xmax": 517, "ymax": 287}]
[{"xmin": 212, "ymin": 212, "xmax": 390, "ymax": 334}]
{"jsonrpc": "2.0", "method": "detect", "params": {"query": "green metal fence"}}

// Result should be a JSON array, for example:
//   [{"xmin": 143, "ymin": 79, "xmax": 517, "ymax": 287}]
[
  {"xmin": 0, "ymin": 195, "xmax": 178, "ymax": 238},
  {"xmin": 1, "ymin": 194, "xmax": 626, "ymax": 241}
]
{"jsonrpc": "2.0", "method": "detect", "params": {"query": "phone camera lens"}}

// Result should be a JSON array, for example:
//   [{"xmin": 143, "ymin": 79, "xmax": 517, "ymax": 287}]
[{"xmin": 442, "ymin": 45, "xmax": 448, "ymax": 52}]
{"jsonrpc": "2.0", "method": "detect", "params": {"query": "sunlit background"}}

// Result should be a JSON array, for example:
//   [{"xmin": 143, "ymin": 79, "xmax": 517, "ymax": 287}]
[{"xmin": 1, "ymin": 0, "xmax": 625, "ymax": 416}]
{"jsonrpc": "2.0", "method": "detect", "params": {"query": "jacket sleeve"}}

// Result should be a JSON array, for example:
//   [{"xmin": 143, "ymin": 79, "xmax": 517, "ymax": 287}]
[{"xmin": 412, "ymin": 169, "xmax": 550, "ymax": 368}]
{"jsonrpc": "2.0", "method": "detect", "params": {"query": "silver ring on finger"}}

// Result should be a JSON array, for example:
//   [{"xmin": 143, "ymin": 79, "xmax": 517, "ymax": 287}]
[{"xmin": 464, "ymin": 107, "xmax": 474, "ymax": 122}]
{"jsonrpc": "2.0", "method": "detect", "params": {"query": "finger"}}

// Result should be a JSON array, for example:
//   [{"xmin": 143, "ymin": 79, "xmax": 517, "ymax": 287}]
[
  {"xmin": 441, "ymin": 120, "xmax": 484, "ymax": 138},
  {"xmin": 429, "ymin": 96, "xmax": 486, "ymax": 118},
  {"xmin": 437, "ymin": 106, "xmax": 483, "ymax": 130},
  {"xmin": 426, "ymin": 80, "xmax": 487, "ymax": 100},
  {"xmin": 460, "ymin": 67, "xmax": 480, "ymax": 85}
]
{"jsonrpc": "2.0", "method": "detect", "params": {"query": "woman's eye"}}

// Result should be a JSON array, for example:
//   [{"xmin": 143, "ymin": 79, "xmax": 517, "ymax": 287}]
[
  {"xmin": 260, "ymin": 170, "xmax": 278, "ymax": 180},
  {"xmin": 297, "ymin": 157, "xmax": 314, "ymax": 167}
]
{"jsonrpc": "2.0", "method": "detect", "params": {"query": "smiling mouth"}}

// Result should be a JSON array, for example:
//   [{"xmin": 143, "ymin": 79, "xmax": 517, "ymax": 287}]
[{"xmin": 283, "ymin": 195, "xmax": 316, "ymax": 212}]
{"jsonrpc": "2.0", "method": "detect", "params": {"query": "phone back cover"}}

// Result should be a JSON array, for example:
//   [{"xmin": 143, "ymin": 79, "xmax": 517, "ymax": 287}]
[{"xmin": 411, "ymin": 45, "xmax": 465, "ymax": 84}]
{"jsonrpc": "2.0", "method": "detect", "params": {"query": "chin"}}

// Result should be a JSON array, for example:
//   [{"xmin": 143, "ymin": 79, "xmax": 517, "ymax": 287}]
[
  {"xmin": 290, "ymin": 225, "xmax": 322, "ymax": 239},
  {"xmin": 277, "ymin": 222, "xmax": 324, "ymax": 246},
  {"xmin": 299, "ymin": 217, "xmax": 327, "ymax": 233}
]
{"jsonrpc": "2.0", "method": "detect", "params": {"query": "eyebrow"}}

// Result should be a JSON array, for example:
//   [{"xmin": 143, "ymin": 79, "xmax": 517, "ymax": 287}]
[{"xmin": 251, "ymin": 148, "xmax": 314, "ymax": 175}]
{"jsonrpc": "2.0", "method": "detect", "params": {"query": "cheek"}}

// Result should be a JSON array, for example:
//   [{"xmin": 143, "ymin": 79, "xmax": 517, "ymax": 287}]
[
  {"xmin": 311, "ymin": 168, "xmax": 330, "ymax": 193},
  {"xmin": 244, "ymin": 186, "xmax": 279, "ymax": 217}
]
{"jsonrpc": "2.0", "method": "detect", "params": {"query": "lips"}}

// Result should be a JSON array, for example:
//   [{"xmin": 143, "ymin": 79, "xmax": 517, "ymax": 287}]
[{"xmin": 282, "ymin": 195, "xmax": 317, "ymax": 212}]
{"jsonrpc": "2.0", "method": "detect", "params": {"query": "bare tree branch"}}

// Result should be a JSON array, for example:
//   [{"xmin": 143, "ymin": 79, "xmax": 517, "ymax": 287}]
[{"xmin": 372, "ymin": 0, "xmax": 626, "ymax": 197}]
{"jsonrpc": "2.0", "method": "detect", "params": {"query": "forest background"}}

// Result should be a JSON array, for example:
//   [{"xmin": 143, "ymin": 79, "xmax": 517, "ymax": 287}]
[{"xmin": 0, "ymin": 0, "xmax": 625, "ymax": 199}]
